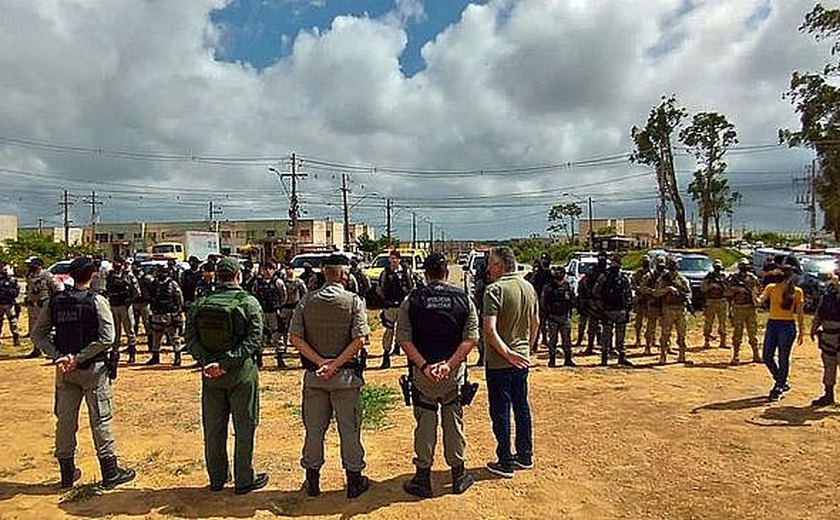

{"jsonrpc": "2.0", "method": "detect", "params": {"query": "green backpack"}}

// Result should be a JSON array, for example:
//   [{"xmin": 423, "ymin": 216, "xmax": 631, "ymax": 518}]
[{"xmin": 195, "ymin": 290, "xmax": 250, "ymax": 353}]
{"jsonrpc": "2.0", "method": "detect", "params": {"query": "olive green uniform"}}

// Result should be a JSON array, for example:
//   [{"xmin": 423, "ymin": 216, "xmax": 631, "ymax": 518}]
[
  {"xmin": 291, "ymin": 283, "xmax": 370, "ymax": 472},
  {"xmin": 186, "ymin": 284, "xmax": 264, "ymax": 490},
  {"xmin": 655, "ymin": 271, "xmax": 691, "ymax": 363},
  {"xmin": 726, "ymin": 272, "xmax": 761, "ymax": 363},
  {"xmin": 396, "ymin": 287, "xmax": 479, "ymax": 470},
  {"xmin": 701, "ymin": 272, "xmax": 728, "ymax": 348}
]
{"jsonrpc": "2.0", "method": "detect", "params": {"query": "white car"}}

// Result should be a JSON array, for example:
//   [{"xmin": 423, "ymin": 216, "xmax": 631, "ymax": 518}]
[{"xmin": 564, "ymin": 256, "xmax": 601, "ymax": 295}]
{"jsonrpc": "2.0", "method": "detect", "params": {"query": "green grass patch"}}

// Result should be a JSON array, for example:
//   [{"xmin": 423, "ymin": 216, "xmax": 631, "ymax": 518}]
[
  {"xmin": 621, "ymin": 250, "xmax": 647, "ymax": 270},
  {"xmin": 360, "ymin": 384, "xmax": 398, "ymax": 431},
  {"xmin": 702, "ymin": 248, "xmax": 745, "ymax": 268},
  {"xmin": 59, "ymin": 483, "xmax": 102, "ymax": 503}
]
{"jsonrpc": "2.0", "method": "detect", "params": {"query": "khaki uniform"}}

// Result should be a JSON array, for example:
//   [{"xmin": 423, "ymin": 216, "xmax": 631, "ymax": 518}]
[
  {"xmin": 812, "ymin": 285, "xmax": 840, "ymax": 387},
  {"xmin": 656, "ymin": 271, "xmax": 691, "ymax": 363},
  {"xmin": 290, "ymin": 283, "xmax": 370, "ymax": 472},
  {"xmin": 726, "ymin": 272, "xmax": 761, "ymax": 363},
  {"xmin": 630, "ymin": 267, "xmax": 650, "ymax": 346},
  {"xmin": 25, "ymin": 269, "xmax": 58, "ymax": 336},
  {"xmin": 639, "ymin": 269, "xmax": 664, "ymax": 353},
  {"xmin": 701, "ymin": 273, "xmax": 728, "ymax": 347}
]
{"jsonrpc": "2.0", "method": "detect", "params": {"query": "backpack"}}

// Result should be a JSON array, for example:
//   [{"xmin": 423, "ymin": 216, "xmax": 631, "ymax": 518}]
[{"xmin": 195, "ymin": 290, "xmax": 251, "ymax": 353}]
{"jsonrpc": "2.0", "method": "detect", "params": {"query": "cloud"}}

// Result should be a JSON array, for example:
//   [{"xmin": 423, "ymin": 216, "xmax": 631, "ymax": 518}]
[{"xmin": 0, "ymin": 0, "xmax": 829, "ymax": 239}]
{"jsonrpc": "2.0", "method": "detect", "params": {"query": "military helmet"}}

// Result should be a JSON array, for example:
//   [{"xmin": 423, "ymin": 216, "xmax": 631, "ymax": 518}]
[
  {"xmin": 654, "ymin": 256, "xmax": 666, "ymax": 267},
  {"xmin": 666, "ymin": 255, "xmax": 679, "ymax": 269},
  {"xmin": 738, "ymin": 258, "xmax": 750, "ymax": 266}
]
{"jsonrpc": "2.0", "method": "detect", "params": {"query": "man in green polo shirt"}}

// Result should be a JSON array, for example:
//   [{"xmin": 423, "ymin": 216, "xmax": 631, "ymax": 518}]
[
  {"xmin": 186, "ymin": 257, "xmax": 268, "ymax": 495},
  {"xmin": 482, "ymin": 246, "xmax": 538, "ymax": 479}
]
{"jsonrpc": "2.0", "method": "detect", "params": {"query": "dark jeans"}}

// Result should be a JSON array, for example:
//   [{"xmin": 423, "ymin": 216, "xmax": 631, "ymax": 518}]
[
  {"xmin": 763, "ymin": 319, "xmax": 797, "ymax": 388},
  {"xmin": 486, "ymin": 367, "xmax": 533, "ymax": 464}
]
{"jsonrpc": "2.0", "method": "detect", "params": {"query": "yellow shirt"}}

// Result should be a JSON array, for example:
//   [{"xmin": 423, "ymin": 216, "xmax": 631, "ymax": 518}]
[{"xmin": 761, "ymin": 283, "xmax": 804, "ymax": 321}]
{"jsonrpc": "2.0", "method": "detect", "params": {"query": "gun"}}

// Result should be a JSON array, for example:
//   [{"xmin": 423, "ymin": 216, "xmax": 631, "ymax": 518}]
[
  {"xmin": 107, "ymin": 346, "xmax": 119, "ymax": 381},
  {"xmin": 399, "ymin": 374, "xmax": 413, "ymax": 407},
  {"xmin": 460, "ymin": 372, "xmax": 479, "ymax": 406}
]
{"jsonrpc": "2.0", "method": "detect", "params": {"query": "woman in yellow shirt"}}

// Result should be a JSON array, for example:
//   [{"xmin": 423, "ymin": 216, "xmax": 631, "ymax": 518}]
[{"xmin": 757, "ymin": 264, "xmax": 805, "ymax": 401}]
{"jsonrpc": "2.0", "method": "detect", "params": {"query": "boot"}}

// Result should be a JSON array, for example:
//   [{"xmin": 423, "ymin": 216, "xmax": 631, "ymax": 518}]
[
  {"xmin": 12, "ymin": 334, "xmax": 20, "ymax": 347},
  {"xmin": 173, "ymin": 351, "xmax": 182, "ymax": 367},
  {"xmin": 254, "ymin": 350, "xmax": 263, "ymax": 368},
  {"xmin": 403, "ymin": 466, "xmax": 432, "ymax": 498},
  {"xmin": 583, "ymin": 345, "xmax": 595, "ymax": 356},
  {"xmin": 391, "ymin": 344, "xmax": 401, "ymax": 356},
  {"xmin": 379, "ymin": 353, "xmax": 391, "ymax": 370},
  {"xmin": 276, "ymin": 355, "xmax": 287, "ymax": 369},
  {"xmin": 98, "ymin": 455, "xmax": 136, "ymax": 489},
  {"xmin": 563, "ymin": 353, "xmax": 576, "ymax": 367},
  {"xmin": 346, "ymin": 470, "xmax": 370, "ymax": 499},
  {"xmin": 600, "ymin": 350, "xmax": 609, "ymax": 367},
  {"xmin": 24, "ymin": 347, "xmax": 41, "ymax": 359},
  {"xmin": 644, "ymin": 345, "xmax": 651, "ymax": 355},
  {"xmin": 659, "ymin": 353, "xmax": 667, "ymax": 365},
  {"xmin": 617, "ymin": 354, "xmax": 633, "ymax": 367},
  {"xmin": 812, "ymin": 385, "xmax": 835, "ymax": 407},
  {"xmin": 127, "ymin": 346, "xmax": 136, "ymax": 365},
  {"xmin": 547, "ymin": 352, "xmax": 556, "ymax": 368},
  {"xmin": 703, "ymin": 339, "xmax": 711, "ymax": 349},
  {"xmin": 58, "ymin": 458, "xmax": 81, "ymax": 489},
  {"xmin": 305, "ymin": 468, "xmax": 320, "ymax": 497},
  {"xmin": 144, "ymin": 352, "xmax": 160, "ymax": 366},
  {"xmin": 451, "ymin": 464, "xmax": 475, "ymax": 495},
  {"xmin": 752, "ymin": 348, "xmax": 762, "ymax": 364}
]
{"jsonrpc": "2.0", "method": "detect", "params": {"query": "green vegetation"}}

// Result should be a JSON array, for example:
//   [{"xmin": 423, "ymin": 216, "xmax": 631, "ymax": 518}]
[
  {"xmin": 621, "ymin": 250, "xmax": 647, "ymax": 270},
  {"xmin": 489, "ymin": 239, "xmax": 584, "ymax": 265},
  {"xmin": 360, "ymin": 384, "xmax": 398, "ymax": 431},
  {"xmin": 0, "ymin": 233, "xmax": 97, "ymax": 274},
  {"xmin": 742, "ymin": 231, "xmax": 793, "ymax": 247},
  {"xmin": 703, "ymin": 247, "xmax": 745, "ymax": 268}
]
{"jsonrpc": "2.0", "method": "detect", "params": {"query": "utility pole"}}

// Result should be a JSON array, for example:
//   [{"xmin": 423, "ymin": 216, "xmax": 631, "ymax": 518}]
[
  {"xmin": 37, "ymin": 218, "xmax": 44, "ymax": 236},
  {"xmin": 280, "ymin": 153, "xmax": 307, "ymax": 255},
  {"xmin": 385, "ymin": 198, "xmax": 393, "ymax": 245},
  {"xmin": 208, "ymin": 201, "xmax": 223, "ymax": 233},
  {"xmin": 794, "ymin": 161, "xmax": 819, "ymax": 248},
  {"xmin": 59, "ymin": 190, "xmax": 73, "ymax": 245},
  {"xmin": 441, "ymin": 229, "xmax": 446, "ymax": 254},
  {"xmin": 411, "ymin": 212, "xmax": 417, "ymax": 248},
  {"xmin": 429, "ymin": 221, "xmax": 434, "ymax": 252},
  {"xmin": 587, "ymin": 196, "xmax": 594, "ymax": 249},
  {"xmin": 341, "ymin": 173, "xmax": 351, "ymax": 250},
  {"xmin": 83, "ymin": 190, "xmax": 102, "ymax": 245}
]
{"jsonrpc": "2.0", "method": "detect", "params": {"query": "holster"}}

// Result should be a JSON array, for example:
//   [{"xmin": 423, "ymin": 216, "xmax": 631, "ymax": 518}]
[
  {"xmin": 107, "ymin": 347, "xmax": 119, "ymax": 381},
  {"xmin": 399, "ymin": 373, "xmax": 413, "ymax": 407},
  {"xmin": 379, "ymin": 310, "xmax": 395, "ymax": 329}
]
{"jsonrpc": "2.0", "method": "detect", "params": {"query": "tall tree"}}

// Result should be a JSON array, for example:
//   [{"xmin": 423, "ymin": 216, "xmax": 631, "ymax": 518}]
[
  {"xmin": 780, "ymin": 4, "xmax": 840, "ymax": 240},
  {"xmin": 709, "ymin": 177, "xmax": 742, "ymax": 246},
  {"xmin": 679, "ymin": 111, "xmax": 739, "ymax": 244},
  {"xmin": 547, "ymin": 202, "xmax": 583, "ymax": 242},
  {"xmin": 630, "ymin": 95, "xmax": 689, "ymax": 246}
]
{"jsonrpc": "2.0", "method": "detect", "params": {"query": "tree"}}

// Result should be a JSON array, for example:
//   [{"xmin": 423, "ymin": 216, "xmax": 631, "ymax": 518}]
[
  {"xmin": 679, "ymin": 111, "xmax": 739, "ymax": 245},
  {"xmin": 547, "ymin": 203, "xmax": 583, "ymax": 241},
  {"xmin": 355, "ymin": 233, "xmax": 399, "ymax": 256},
  {"xmin": 630, "ymin": 95, "xmax": 690, "ymax": 246},
  {"xmin": 780, "ymin": 4, "xmax": 840, "ymax": 240},
  {"xmin": 0, "ymin": 232, "xmax": 95, "ymax": 275}
]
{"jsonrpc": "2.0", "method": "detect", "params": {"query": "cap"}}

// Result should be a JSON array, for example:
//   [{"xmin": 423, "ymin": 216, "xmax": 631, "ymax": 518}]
[
  {"xmin": 217, "ymin": 258, "xmax": 240, "ymax": 274},
  {"xmin": 713, "ymin": 259, "xmax": 723, "ymax": 268},
  {"xmin": 68, "ymin": 257, "xmax": 95, "ymax": 278},
  {"xmin": 738, "ymin": 258, "xmax": 750, "ymax": 266},
  {"xmin": 27, "ymin": 256, "xmax": 43, "ymax": 267},
  {"xmin": 202, "ymin": 262, "xmax": 215, "ymax": 273},
  {"xmin": 424, "ymin": 253, "xmax": 447, "ymax": 271},
  {"xmin": 324, "ymin": 254, "xmax": 350, "ymax": 267}
]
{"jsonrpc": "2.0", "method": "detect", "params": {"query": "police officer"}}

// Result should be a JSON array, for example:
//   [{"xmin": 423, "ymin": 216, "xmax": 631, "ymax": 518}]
[
  {"xmin": 105, "ymin": 258, "xmax": 141, "ymax": 364},
  {"xmin": 472, "ymin": 263, "xmax": 490, "ymax": 367},
  {"xmin": 630, "ymin": 257, "xmax": 651, "ymax": 348},
  {"xmin": 0, "ymin": 261, "xmax": 21, "ymax": 347},
  {"xmin": 378, "ymin": 250, "xmax": 413, "ymax": 369},
  {"xmin": 195, "ymin": 262, "xmax": 217, "ymax": 299},
  {"xmin": 186, "ymin": 257, "xmax": 267, "ymax": 493},
  {"xmin": 655, "ymin": 256, "xmax": 692, "ymax": 364},
  {"xmin": 146, "ymin": 264, "xmax": 184, "ymax": 366},
  {"xmin": 726, "ymin": 259, "xmax": 761, "ymax": 364},
  {"xmin": 181, "ymin": 256, "xmax": 203, "ymax": 312},
  {"xmin": 131, "ymin": 263, "xmax": 154, "ymax": 347},
  {"xmin": 525, "ymin": 254, "xmax": 552, "ymax": 350},
  {"xmin": 701, "ymin": 259, "xmax": 729, "ymax": 349},
  {"xmin": 252, "ymin": 260, "xmax": 286, "ymax": 368},
  {"xmin": 24, "ymin": 257, "xmax": 59, "ymax": 358},
  {"xmin": 32, "ymin": 257, "xmax": 135, "ymax": 490},
  {"xmin": 810, "ymin": 267, "xmax": 840, "ymax": 407},
  {"xmin": 640, "ymin": 257, "xmax": 666, "ymax": 355},
  {"xmin": 594, "ymin": 254, "xmax": 634, "ymax": 367},
  {"xmin": 240, "ymin": 259, "xmax": 256, "ymax": 293},
  {"xmin": 290, "ymin": 254, "xmax": 371, "ymax": 499},
  {"xmin": 397, "ymin": 253, "xmax": 478, "ymax": 498},
  {"xmin": 540, "ymin": 267, "xmax": 576, "ymax": 367},
  {"xmin": 349, "ymin": 258, "xmax": 371, "ymax": 301},
  {"xmin": 279, "ymin": 264, "xmax": 308, "ymax": 368},
  {"xmin": 575, "ymin": 269, "xmax": 601, "ymax": 355},
  {"xmin": 299, "ymin": 262, "xmax": 317, "ymax": 290}
]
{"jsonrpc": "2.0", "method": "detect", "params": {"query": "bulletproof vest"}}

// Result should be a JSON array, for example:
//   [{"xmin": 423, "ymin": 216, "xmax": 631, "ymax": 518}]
[
  {"xmin": 662, "ymin": 273, "xmax": 685, "ymax": 306},
  {"xmin": 181, "ymin": 269, "xmax": 201, "ymax": 302},
  {"xmin": 531, "ymin": 268, "xmax": 552, "ymax": 293},
  {"xmin": 352, "ymin": 267, "xmax": 371, "ymax": 295},
  {"xmin": 255, "ymin": 276, "xmax": 281, "ymax": 312},
  {"xmin": 601, "ymin": 271, "xmax": 631, "ymax": 311},
  {"xmin": 51, "ymin": 289, "xmax": 100, "ymax": 360},
  {"xmin": 0, "ymin": 276, "xmax": 17, "ymax": 304},
  {"xmin": 135, "ymin": 274, "xmax": 153, "ymax": 302},
  {"xmin": 151, "ymin": 278, "xmax": 178, "ymax": 314},
  {"xmin": 544, "ymin": 282, "xmax": 573, "ymax": 317},
  {"xmin": 302, "ymin": 286, "xmax": 358, "ymax": 358},
  {"xmin": 196, "ymin": 279, "xmax": 217, "ymax": 299},
  {"xmin": 818, "ymin": 286, "xmax": 840, "ymax": 322},
  {"xmin": 730, "ymin": 274, "xmax": 755, "ymax": 305},
  {"xmin": 408, "ymin": 283, "xmax": 469, "ymax": 364},
  {"xmin": 705, "ymin": 273, "xmax": 725, "ymax": 300},
  {"xmin": 107, "ymin": 272, "xmax": 132, "ymax": 307},
  {"xmin": 284, "ymin": 278, "xmax": 305, "ymax": 305},
  {"xmin": 382, "ymin": 266, "xmax": 411, "ymax": 305}
]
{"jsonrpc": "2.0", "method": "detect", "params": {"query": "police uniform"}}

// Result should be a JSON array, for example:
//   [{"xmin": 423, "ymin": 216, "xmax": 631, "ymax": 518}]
[
  {"xmin": 132, "ymin": 266, "xmax": 154, "ymax": 344},
  {"xmin": 378, "ymin": 258, "xmax": 414, "ymax": 368},
  {"xmin": 279, "ymin": 271, "xmax": 308, "ymax": 363},
  {"xmin": 630, "ymin": 261, "xmax": 651, "ymax": 347},
  {"xmin": 593, "ymin": 256, "xmax": 634, "ymax": 367},
  {"xmin": 575, "ymin": 272, "xmax": 600, "ymax": 353},
  {"xmin": 811, "ymin": 278, "xmax": 840, "ymax": 406},
  {"xmin": 186, "ymin": 257, "xmax": 267, "ymax": 494},
  {"xmin": 701, "ymin": 260, "xmax": 729, "ymax": 349},
  {"xmin": 181, "ymin": 260, "xmax": 203, "ymax": 318},
  {"xmin": 32, "ymin": 257, "xmax": 135, "ymax": 490},
  {"xmin": 397, "ymin": 253, "xmax": 478, "ymax": 498},
  {"xmin": 540, "ymin": 270, "xmax": 576, "ymax": 367},
  {"xmin": 252, "ymin": 268, "xmax": 286, "ymax": 368},
  {"xmin": 290, "ymin": 254, "xmax": 371, "ymax": 499},
  {"xmin": 105, "ymin": 265, "xmax": 141, "ymax": 363},
  {"xmin": 0, "ymin": 263, "xmax": 21, "ymax": 346},
  {"xmin": 655, "ymin": 258, "xmax": 692, "ymax": 364},
  {"xmin": 350, "ymin": 262, "xmax": 371, "ymax": 299},
  {"xmin": 25, "ymin": 259, "xmax": 59, "ymax": 356},
  {"xmin": 726, "ymin": 260, "xmax": 761, "ymax": 364},
  {"xmin": 472, "ymin": 266, "xmax": 489, "ymax": 366},
  {"xmin": 526, "ymin": 258, "xmax": 553, "ymax": 349},
  {"xmin": 147, "ymin": 268, "xmax": 184, "ymax": 366}
]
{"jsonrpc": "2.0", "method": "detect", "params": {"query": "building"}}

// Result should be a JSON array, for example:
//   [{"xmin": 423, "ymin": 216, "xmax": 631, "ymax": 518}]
[
  {"xmin": 578, "ymin": 217, "xmax": 680, "ymax": 247},
  {"xmin": 0, "ymin": 215, "xmax": 17, "ymax": 246}
]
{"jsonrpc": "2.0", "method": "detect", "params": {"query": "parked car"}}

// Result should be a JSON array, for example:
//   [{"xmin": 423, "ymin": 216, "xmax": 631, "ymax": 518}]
[
  {"xmin": 564, "ymin": 256, "xmax": 601, "ymax": 296},
  {"xmin": 798, "ymin": 255, "xmax": 839, "ymax": 312},
  {"xmin": 48, "ymin": 260, "xmax": 74, "ymax": 291}
]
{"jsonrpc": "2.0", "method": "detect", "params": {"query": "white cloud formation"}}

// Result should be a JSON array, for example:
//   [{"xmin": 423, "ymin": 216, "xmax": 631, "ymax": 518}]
[{"xmin": 0, "ymin": 0, "xmax": 830, "ymax": 239}]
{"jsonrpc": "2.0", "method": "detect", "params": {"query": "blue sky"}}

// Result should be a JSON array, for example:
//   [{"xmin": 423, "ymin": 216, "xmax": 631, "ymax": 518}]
[{"xmin": 211, "ymin": 0, "xmax": 488, "ymax": 76}]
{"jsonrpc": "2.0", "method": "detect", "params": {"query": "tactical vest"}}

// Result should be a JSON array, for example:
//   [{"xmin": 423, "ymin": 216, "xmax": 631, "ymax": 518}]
[
  {"xmin": 602, "ymin": 271, "xmax": 631, "ymax": 311},
  {"xmin": 181, "ymin": 269, "xmax": 201, "ymax": 302},
  {"xmin": 151, "ymin": 278, "xmax": 178, "ymax": 314},
  {"xmin": 662, "ymin": 273, "xmax": 685, "ymax": 306},
  {"xmin": 382, "ymin": 267, "xmax": 411, "ymax": 306},
  {"xmin": 284, "ymin": 278, "xmax": 305, "ymax": 307},
  {"xmin": 730, "ymin": 274, "xmax": 755, "ymax": 305},
  {"xmin": 817, "ymin": 286, "xmax": 840, "ymax": 323},
  {"xmin": 408, "ymin": 283, "xmax": 469, "ymax": 364},
  {"xmin": 0, "ymin": 277, "xmax": 17, "ymax": 304},
  {"xmin": 705, "ymin": 274, "xmax": 725, "ymax": 300},
  {"xmin": 107, "ymin": 273, "xmax": 132, "ymax": 307},
  {"xmin": 51, "ymin": 289, "xmax": 101, "ymax": 366},
  {"xmin": 544, "ymin": 282, "xmax": 573, "ymax": 318},
  {"xmin": 255, "ymin": 276, "xmax": 281, "ymax": 312}
]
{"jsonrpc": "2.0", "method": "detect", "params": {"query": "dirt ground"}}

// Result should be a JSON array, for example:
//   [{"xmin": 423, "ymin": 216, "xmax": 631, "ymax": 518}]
[{"xmin": 1, "ymin": 288, "xmax": 840, "ymax": 519}]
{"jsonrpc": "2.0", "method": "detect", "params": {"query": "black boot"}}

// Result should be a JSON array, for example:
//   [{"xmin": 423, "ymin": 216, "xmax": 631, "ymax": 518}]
[
  {"xmin": 58, "ymin": 458, "xmax": 81, "ymax": 489},
  {"xmin": 98, "ymin": 455, "xmax": 136, "ymax": 489},
  {"xmin": 346, "ymin": 470, "xmax": 370, "ymax": 499},
  {"xmin": 173, "ymin": 351, "xmax": 182, "ymax": 367},
  {"xmin": 563, "ymin": 350, "xmax": 576, "ymax": 367},
  {"xmin": 144, "ymin": 352, "xmax": 160, "ymax": 366},
  {"xmin": 276, "ymin": 355, "xmax": 287, "ymax": 369},
  {"xmin": 127, "ymin": 347, "xmax": 136, "ymax": 365},
  {"xmin": 24, "ymin": 347, "xmax": 41, "ymax": 359},
  {"xmin": 305, "ymin": 468, "xmax": 320, "ymax": 497},
  {"xmin": 451, "ymin": 465, "xmax": 475, "ymax": 495},
  {"xmin": 812, "ymin": 385, "xmax": 835, "ymax": 407},
  {"xmin": 403, "ymin": 467, "xmax": 432, "ymax": 498},
  {"xmin": 547, "ymin": 353, "xmax": 556, "ymax": 368},
  {"xmin": 600, "ymin": 350, "xmax": 609, "ymax": 367},
  {"xmin": 12, "ymin": 334, "xmax": 20, "ymax": 347},
  {"xmin": 618, "ymin": 354, "xmax": 633, "ymax": 367},
  {"xmin": 379, "ymin": 353, "xmax": 391, "ymax": 370}
]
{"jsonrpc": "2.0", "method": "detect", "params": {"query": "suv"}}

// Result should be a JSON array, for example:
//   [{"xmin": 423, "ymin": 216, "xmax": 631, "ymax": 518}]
[
  {"xmin": 645, "ymin": 250, "xmax": 713, "ymax": 309},
  {"xmin": 565, "ymin": 256, "xmax": 601, "ymax": 295}
]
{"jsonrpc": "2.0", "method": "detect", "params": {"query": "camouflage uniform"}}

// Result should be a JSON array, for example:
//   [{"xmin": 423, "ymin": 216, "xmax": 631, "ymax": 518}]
[
  {"xmin": 701, "ymin": 263, "xmax": 728, "ymax": 349},
  {"xmin": 630, "ymin": 264, "xmax": 650, "ymax": 347},
  {"xmin": 655, "ymin": 262, "xmax": 691, "ymax": 364},
  {"xmin": 726, "ymin": 265, "xmax": 761, "ymax": 364},
  {"xmin": 25, "ymin": 265, "xmax": 59, "ymax": 356},
  {"xmin": 639, "ymin": 262, "xmax": 666, "ymax": 355},
  {"xmin": 147, "ymin": 272, "xmax": 184, "ymax": 366}
]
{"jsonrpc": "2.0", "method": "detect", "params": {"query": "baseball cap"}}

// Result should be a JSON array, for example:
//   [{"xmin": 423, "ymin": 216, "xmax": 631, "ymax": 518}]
[{"xmin": 217, "ymin": 258, "xmax": 241, "ymax": 274}]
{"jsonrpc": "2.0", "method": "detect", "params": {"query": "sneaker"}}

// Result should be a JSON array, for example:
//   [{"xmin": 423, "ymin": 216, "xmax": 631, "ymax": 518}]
[
  {"xmin": 512, "ymin": 456, "xmax": 534, "ymax": 470},
  {"xmin": 485, "ymin": 461, "xmax": 514, "ymax": 479}
]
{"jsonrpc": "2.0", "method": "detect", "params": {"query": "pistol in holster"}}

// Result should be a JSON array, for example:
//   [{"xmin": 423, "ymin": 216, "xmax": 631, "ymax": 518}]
[
  {"xmin": 399, "ymin": 373, "xmax": 413, "ymax": 407},
  {"xmin": 107, "ymin": 347, "xmax": 119, "ymax": 381},
  {"xmin": 459, "ymin": 379, "xmax": 479, "ymax": 406}
]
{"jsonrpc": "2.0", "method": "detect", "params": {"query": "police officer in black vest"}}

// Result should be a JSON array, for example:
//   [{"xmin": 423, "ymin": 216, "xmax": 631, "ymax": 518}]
[
  {"xmin": 379, "ymin": 250, "xmax": 414, "ymax": 369},
  {"xmin": 540, "ymin": 267, "xmax": 576, "ymax": 367},
  {"xmin": 810, "ymin": 268, "xmax": 840, "ymax": 407},
  {"xmin": 32, "ymin": 257, "xmax": 135, "ymax": 490},
  {"xmin": 396, "ymin": 253, "xmax": 479, "ymax": 498}
]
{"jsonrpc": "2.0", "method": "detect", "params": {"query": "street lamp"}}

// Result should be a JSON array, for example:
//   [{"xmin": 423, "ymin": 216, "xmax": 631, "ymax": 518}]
[{"xmin": 563, "ymin": 192, "xmax": 595, "ymax": 250}]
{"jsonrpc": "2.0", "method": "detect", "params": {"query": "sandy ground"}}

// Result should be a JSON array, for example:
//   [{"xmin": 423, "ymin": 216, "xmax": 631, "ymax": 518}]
[{"xmin": 1, "ymin": 274, "xmax": 840, "ymax": 519}]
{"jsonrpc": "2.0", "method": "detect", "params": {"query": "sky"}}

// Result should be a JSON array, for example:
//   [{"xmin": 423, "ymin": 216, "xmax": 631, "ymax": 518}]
[{"xmin": 0, "ymin": 0, "xmax": 832, "ymax": 242}]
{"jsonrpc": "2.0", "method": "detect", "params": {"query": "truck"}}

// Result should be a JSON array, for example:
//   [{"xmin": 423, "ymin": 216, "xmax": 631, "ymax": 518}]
[{"xmin": 151, "ymin": 231, "xmax": 220, "ymax": 262}]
